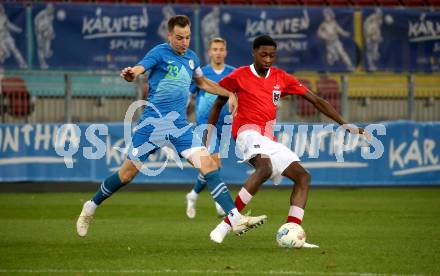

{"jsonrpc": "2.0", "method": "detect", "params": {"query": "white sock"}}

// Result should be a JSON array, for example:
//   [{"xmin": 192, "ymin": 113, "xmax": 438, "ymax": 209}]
[
  {"xmin": 238, "ymin": 187, "xmax": 253, "ymax": 204},
  {"xmin": 219, "ymin": 220, "xmax": 232, "ymax": 231},
  {"xmin": 187, "ymin": 189, "xmax": 198, "ymax": 200},
  {"xmin": 227, "ymin": 208, "xmax": 242, "ymax": 226},
  {"xmin": 288, "ymin": 205, "xmax": 304, "ymax": 221},
  {"xmin": 85, "ymin": 200, "xmax": 98, "ymax": 215}
]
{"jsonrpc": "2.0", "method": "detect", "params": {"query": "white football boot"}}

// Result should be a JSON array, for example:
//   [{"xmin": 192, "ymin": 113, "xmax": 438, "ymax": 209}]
[
  {"xmin": 215, "ymin": 202, "xmax": 226, "ymax": 217},
  {"xmin": 210, "ymin": 221, "xmax": 231, "ymax": 243},
  {"xmin": 231, "ymin": 214, "xmax": 267, "ymax": 236},
  {"xmin": 185, "ymin": 192, "xmax": 197, "ymax": 219},
  {"xmin": 76, "ymin": 200, "xmax": 96, "ymax": 237}
]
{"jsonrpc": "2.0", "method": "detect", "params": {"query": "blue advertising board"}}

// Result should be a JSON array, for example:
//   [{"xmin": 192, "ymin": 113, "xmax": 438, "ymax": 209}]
[
  {"xmin": 363, "ymin": 8, "xmax": 440, "ymax": 72},
  {"xmin": 0, "ymin": 121, "xmax": 439, "ymax": 186},
  {"xmin": 30, "ymin": 3, "xmax": 194, "ymax": 70},
  {"xmin": 199, "ymin": 7, "xmax": 357, "ymax": 72},
  {"xmin": 0, "ymin": 3, "xmax": 27, "ymax": 69},
  {"xmin": 2, "ymin": 4, "xmax": 439, "ymax": 72}
]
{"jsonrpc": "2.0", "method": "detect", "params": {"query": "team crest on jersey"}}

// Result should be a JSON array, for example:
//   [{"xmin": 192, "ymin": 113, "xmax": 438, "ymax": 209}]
[
  {"xmin": 189, "ymin": 59, "xmax": 195, "ymax": 70},
  {"xmin": 273, "ymin": 85, "xmax": 281, "ymax": 106}
]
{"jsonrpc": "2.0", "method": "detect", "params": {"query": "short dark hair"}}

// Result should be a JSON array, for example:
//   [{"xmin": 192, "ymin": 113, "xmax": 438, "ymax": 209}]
[
  {"xmin": 253, "ymin": 35, "xmax": 277, "ymax": 49},
  {"xmin": 168, "ymin": 15, "xmax": 191, "ymax": 32}
]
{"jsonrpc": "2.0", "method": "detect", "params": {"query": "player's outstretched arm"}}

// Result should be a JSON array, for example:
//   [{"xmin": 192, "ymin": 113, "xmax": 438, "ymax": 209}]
[
  {"xmin": 120, "ymin": 65, "xmax": 145, "ymax": 82},
  {"xmin": 301, "ymin": 90, "xmax": 369, "ymax": 137},
  {"xmin": 194, "ymin": 76, "xmax": 230, "ymax": 97},
  {"xmin": 194, "ymin": 76, "xmax": 237, "ymax": 116}
]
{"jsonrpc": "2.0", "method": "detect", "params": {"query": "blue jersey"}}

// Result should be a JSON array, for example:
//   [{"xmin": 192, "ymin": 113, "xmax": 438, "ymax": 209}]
[
  {"xmin": 138, "ymin": 43, "xmax": 201, "ymax": 122},
  {"xmin": 191, "ymin": 64, "xmax": 235, "ymax": 126},
  {"xmin": 130, "ymin": 43, "xmax": 202, "ymax": 161}
]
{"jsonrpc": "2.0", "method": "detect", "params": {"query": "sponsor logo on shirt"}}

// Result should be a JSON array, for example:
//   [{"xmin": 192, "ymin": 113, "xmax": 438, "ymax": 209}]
[{"xmin": 273, "ymin": 85, "xmax": 281, "ymax": 106}]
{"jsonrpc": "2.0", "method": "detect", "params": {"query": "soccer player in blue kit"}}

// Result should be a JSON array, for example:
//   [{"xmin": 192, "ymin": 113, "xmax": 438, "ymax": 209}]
[
  {"xmin": 185, "ymin": 37, "xmax": 235, "ymax": 219},
  {"xmin": 76, "ymin": 15, "xmax": 266, "ymax": 237}
]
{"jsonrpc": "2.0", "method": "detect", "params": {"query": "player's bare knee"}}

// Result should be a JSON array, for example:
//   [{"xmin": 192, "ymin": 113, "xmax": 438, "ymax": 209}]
[
  {"xmin": 118, "ymin": 169, "xmax": 136, "ymax": 184},
  {"xmin": 203, "ymin": 157, "xmax": 219, "ymax": 172},
  {"xmin": 298, "ymin": 171, "xmax": 311, "ymax": 188}
]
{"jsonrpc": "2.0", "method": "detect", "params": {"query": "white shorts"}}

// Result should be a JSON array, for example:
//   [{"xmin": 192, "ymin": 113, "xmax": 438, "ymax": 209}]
[{"xmin": 235, "ymin": 130, "xmax": 300, "ymax": 184}]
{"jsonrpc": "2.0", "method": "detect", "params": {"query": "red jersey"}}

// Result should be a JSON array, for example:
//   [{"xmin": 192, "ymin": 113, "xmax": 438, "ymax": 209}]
[{"xmin": 219, "ymin": 65, "xmax": 307, "ymax": 140}]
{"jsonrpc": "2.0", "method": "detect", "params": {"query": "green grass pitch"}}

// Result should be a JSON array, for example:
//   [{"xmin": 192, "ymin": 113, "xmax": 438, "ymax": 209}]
[{"xmin": 0, "ymin": 187, "xmax": 439, "ymax": 275}]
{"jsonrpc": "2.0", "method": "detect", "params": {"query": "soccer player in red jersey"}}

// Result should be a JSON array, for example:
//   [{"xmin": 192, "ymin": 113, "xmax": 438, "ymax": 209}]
[{"xmin": 208, "ymin": 35, "xmax": 368, "ymax": 244}]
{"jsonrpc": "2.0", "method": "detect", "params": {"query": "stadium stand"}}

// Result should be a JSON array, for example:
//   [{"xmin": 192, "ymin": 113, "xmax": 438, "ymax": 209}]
[
  {"xmin": 425, "ymin": 0, "xmax": 440, "ymax": 5},
  {"xmin": 326, "ymin": 0, "xmax": 353, "ymax": 6},
  {"xmin": 316, "ymin": 76, "xmax": 341, "ymax": 114},
  {"xmin": 1, "ymin": 77, "xmax": 33, "ymax": 118},
  {"xmin": 122, "ymin": 0, "xmax": 146, "ymax": 3},
  {"xmin": 376, "ymin": 0, "xmax": 401, "ymax": 5},
  {"xmin": 351, "ymin": 0, "xmax": 377, "ymax": 5},
  {"xmin": 296, "ymin": 79, "xmax": 317, "ymax": 117},
  {"xmin": 147, "ymin": 0, "xmax": 172, "ymax": 3},
  {"xmin": 200, "ymin": 0, "xmax": 225, "ymax": 4},
  {"xmin": 274, "ymin": 0, "xmax": 303, "ymax": 4},
  {"xmin": 175, "ymin": 0, "xmax": 199, "ymax": 4},
  {"xmin": 251, "ymin": 0, "xmax": 274, "ymax": 5},
  {"xmin": 225, "ymin": 0, "xmax": 250, "ymax": 4},
  {"xmin": 401, "ymin": 0, "xmax": 426, "ymax": 5},
  {"xmin": 302, "ymin": 0, "xmax": 326, "ymax": 5},
  {"xmin": 348, "ymin": 74, "xmax": 407, "ymax": 98}
]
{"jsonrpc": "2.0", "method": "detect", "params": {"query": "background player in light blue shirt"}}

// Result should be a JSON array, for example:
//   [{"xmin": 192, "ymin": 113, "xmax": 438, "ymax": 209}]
[
  {"xmin": 185, "ymin": 37, "xmax": 235, "ymax": 219},
  {"xmin": 76, "ymin": 15, "xmax": 266, "ymax": 238}
]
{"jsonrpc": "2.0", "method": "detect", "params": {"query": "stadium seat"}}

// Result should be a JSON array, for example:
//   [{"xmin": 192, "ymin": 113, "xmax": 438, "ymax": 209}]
[
  {"xmin": 149, "ymin": 0, "xmax": 172, "ymax": 3},
  {"xmin": 200, "ymin": 0, "xmax": 224, "ymax": 4},
  {"xmin": 296, "ymin": 79, "xmax": 316, "ymax": 117},
  {"xmin": 174, "ymin": 0, "xmax": 198, "ymax": 3},
  {"xmin": 1, "ymin": 77, "xmax": 32, "ymax": 117},
  {"xmin": 275, "ymin": 0, "xmax": 302, "ymax": 4},
  {"xmin": 401, "ymin": 0, "xmax": 425, "ymax": 5},
  {"xmin": 425, "ymin": 0, "xmax": 440, "ymax": 5},
  {"xmin": 225, "ymin": 0, "xmax": 250, "ymax": 4},
  {"xmin": 94, "ymin": 0, "xmax": 120, "ymax": 3},
  {"xmin": 316, "ymin": 77, "xmax": 341, "ymax": 113},
  {"xmin": 123, "ymin": 0, "xmax": 147, "ymax": 3},
  {"xmin": 327, "ymin": 0, "xmax": 352, "ymax": 5},
  {"xmin": 252, "ymin": 0, "xmax": 274, "ymax": 5},
  {"xmin": 302, "ymin": 0, "xmax": 326, "ymax": 5},
  {"xmin": 352, "ymin": 0, "xmax": 376, "ymax": 5},
  {"xmin": 376, "ymin": 0, "xmax": 401, "ymax": 5}
]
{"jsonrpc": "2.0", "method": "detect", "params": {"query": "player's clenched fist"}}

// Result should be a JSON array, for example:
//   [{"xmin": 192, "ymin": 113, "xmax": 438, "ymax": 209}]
[{"xmin": 120, "ymin": 67, "xmax": 136, "ymax": 82}]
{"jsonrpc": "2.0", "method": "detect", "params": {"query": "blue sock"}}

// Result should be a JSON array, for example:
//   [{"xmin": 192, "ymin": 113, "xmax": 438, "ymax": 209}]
[
  {"xmin": 92, "ymin": 172, "xmax": 124, "ymax": 205},
  {"xmin": 204, "ymin": 170, "xmax": 235, "ymax": 213},
  {"xmin": 193, "ymin": 173, "xmax": 207, "ymax": 194}
]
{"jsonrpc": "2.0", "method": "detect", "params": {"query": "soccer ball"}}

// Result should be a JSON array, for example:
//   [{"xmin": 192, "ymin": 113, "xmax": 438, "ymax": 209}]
[{"xmin": 276, "ymin": 223, "xmax": 306, "ymax": 248}]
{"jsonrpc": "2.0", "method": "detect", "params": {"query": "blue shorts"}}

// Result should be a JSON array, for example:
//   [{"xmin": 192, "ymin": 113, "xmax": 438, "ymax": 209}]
[{"xmin": 129, "ymin": 120, "xmax": 201, "ymax": 162}]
